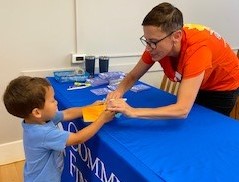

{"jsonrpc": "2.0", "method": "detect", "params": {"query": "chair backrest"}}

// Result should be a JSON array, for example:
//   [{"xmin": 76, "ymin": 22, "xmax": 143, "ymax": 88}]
[
  {"xmin": 229, "ymin": 49, "xmax": 239, "ymax": 119},
  {"xmin": 160, "ymin": 74, "xmax": 180, "ymax": 95},
  {"xmin": 230, "ymin": 97, "xmax": 239, "ymax": 120}
]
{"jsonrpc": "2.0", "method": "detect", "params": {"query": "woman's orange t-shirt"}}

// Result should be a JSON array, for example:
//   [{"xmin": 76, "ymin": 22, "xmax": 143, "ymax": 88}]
[{"xmin": 142, "ymin": 24, "xmax": 239, "ymax": 91}]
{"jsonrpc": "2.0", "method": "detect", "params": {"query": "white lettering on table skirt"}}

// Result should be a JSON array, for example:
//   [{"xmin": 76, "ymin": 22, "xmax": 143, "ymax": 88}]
[
  {"xmin": 69, "ymin": 151, "xmax": 87, "ymax": 182},
  {"xmin": 68, "ymin": 122, "xmax": 121, "ymax": 182}
]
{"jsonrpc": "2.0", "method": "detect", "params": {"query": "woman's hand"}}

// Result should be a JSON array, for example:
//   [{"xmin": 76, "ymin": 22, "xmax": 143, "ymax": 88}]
[
  {"xmin": 106, "ymin": 98, "xmax": 136, "ymax": 118},
  {"xmin": 105, "ymin": 90, "xmax": 123, "ymax": 104},
  {"xmin": 105, "ymin": 90, "xmax": 123, "ymax": 102}
]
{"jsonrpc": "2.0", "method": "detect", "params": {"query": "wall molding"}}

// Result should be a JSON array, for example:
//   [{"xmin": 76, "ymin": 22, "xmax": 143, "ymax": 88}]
[
  {"xmin": 0, "ymin": 140, "xmax": 25, "ymax": 165},
  {"xmin": 21, "ymin": 62, "xmax": 162, "ymax": 77}
]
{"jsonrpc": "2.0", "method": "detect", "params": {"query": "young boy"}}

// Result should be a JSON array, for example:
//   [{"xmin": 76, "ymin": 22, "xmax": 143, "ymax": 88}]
[{"xmin": 3, "ymin": 76, "xmax": 115, "ymax": 182}]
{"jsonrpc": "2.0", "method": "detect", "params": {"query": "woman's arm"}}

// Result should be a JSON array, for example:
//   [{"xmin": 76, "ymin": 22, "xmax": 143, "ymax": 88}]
[
  {"xmin": 106, "ymin": 59, "xmax": 152, "ymax": 100},
  {"xmin": 107, "ymin": 72, "xmax": 204, "ymax": 119}
]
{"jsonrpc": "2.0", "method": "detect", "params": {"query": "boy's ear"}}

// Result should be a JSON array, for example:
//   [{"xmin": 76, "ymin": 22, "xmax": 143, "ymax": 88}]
[{"xmin": 31, "ymin": 108, "xmax": 42, "ymax": 118}]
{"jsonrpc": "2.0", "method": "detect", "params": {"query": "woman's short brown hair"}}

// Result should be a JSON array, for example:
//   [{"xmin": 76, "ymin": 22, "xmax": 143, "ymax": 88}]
[{"xmin": 142, "ymin": 2, "xmax": 183, "ymax": 33}]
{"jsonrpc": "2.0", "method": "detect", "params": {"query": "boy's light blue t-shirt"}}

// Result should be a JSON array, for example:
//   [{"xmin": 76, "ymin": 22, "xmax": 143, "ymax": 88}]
[{"xmin": 22, "ymin": 111, "xmax": 70, "ymax": 182}]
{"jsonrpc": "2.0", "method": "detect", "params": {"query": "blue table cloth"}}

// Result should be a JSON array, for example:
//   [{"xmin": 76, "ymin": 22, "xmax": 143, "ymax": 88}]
[{"xmin": 47, "ymin": 77, "xmax": 239, "ymax": 182}]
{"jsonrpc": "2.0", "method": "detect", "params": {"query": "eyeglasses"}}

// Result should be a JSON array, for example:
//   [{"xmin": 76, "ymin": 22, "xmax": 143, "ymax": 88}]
[{"xmin": 140, "ymin": 31, "xmax": 174, "ymax": 50}]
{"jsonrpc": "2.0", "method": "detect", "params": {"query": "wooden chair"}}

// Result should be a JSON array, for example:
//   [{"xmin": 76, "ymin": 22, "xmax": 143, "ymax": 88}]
[
  {"xmin": 160, "ymin": 74, "xmax": 180, "ymax": 95},
  {"xmin": 230, "ymin": 49, "xmax": 239, "ymax": 119},
  {"xmin": 230, "ymin": 97, "xmax": 239, "ymax": 120}
]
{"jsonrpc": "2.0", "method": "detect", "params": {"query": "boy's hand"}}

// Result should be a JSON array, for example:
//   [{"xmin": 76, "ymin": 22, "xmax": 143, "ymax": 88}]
[{"xmin": 98, "ymin": 110, "xmax": 115, "ymax": 123}]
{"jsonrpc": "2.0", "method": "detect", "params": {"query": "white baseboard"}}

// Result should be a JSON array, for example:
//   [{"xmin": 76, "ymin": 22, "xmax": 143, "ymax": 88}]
[{"xmin": 0, "ymin": 140, "xmax": 25, "ymax": 165}]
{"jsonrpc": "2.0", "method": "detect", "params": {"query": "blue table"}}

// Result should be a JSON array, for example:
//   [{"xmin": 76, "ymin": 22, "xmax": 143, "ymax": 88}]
[{"xmin": 47, "ymin": 77, "xmax": 239, "ymax": 182}]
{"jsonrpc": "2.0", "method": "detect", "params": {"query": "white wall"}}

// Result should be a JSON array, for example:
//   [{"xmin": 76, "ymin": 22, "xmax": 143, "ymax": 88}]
[
  {"xmin": 76, "ymin": 0, "xmax": 239, "ymax": 55},
  {"xmin": 0, "ymin": 0, "xmax": 162, "ymax": 164},
  {"xmin": 0, "ymin": 0, "xmax": 75, "ymax": 164},
  {"xmin": 1, "ymin": 0, "xmax": 238, "ymax": 165}
]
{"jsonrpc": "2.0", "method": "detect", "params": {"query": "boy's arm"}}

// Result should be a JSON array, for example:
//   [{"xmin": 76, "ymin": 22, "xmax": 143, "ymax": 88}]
[
  {"xmin": 65, "ymin": 110, "xmax": 115, "ymax": 146},
  {"xmin": 63, "ymin": 107, "xmax": 83, "ymax": 121},
  {"xmin": 63, "ymin": 101, "xmax": 104, "ymax": 121}
]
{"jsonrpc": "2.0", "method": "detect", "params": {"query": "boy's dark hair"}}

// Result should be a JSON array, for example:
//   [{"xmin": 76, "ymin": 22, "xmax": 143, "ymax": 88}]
[
  {"xmin": 142, "ymin": 2, "xmax": 183, "ymax": 33},
  {"xmin": 3, "ymin": 76, "xmax": 51, "ymax": 118}
]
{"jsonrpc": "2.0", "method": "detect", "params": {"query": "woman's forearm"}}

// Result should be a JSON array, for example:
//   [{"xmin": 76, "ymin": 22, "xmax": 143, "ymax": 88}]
[{"xmin": 131, "ymin": 104, "xmax": 190, "ymax": 119}]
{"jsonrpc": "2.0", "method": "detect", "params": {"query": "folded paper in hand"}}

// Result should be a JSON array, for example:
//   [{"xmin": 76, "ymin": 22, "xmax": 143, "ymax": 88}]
[{"xmin": 82, "ymin": 105, "xmax": 106, "ymax": 122}]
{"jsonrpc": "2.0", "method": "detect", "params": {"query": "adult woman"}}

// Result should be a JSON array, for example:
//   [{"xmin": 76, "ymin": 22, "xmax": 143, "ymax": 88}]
[{"xmin": 106, "ymin": 2, "xmax": 239, "ymax": 119}]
